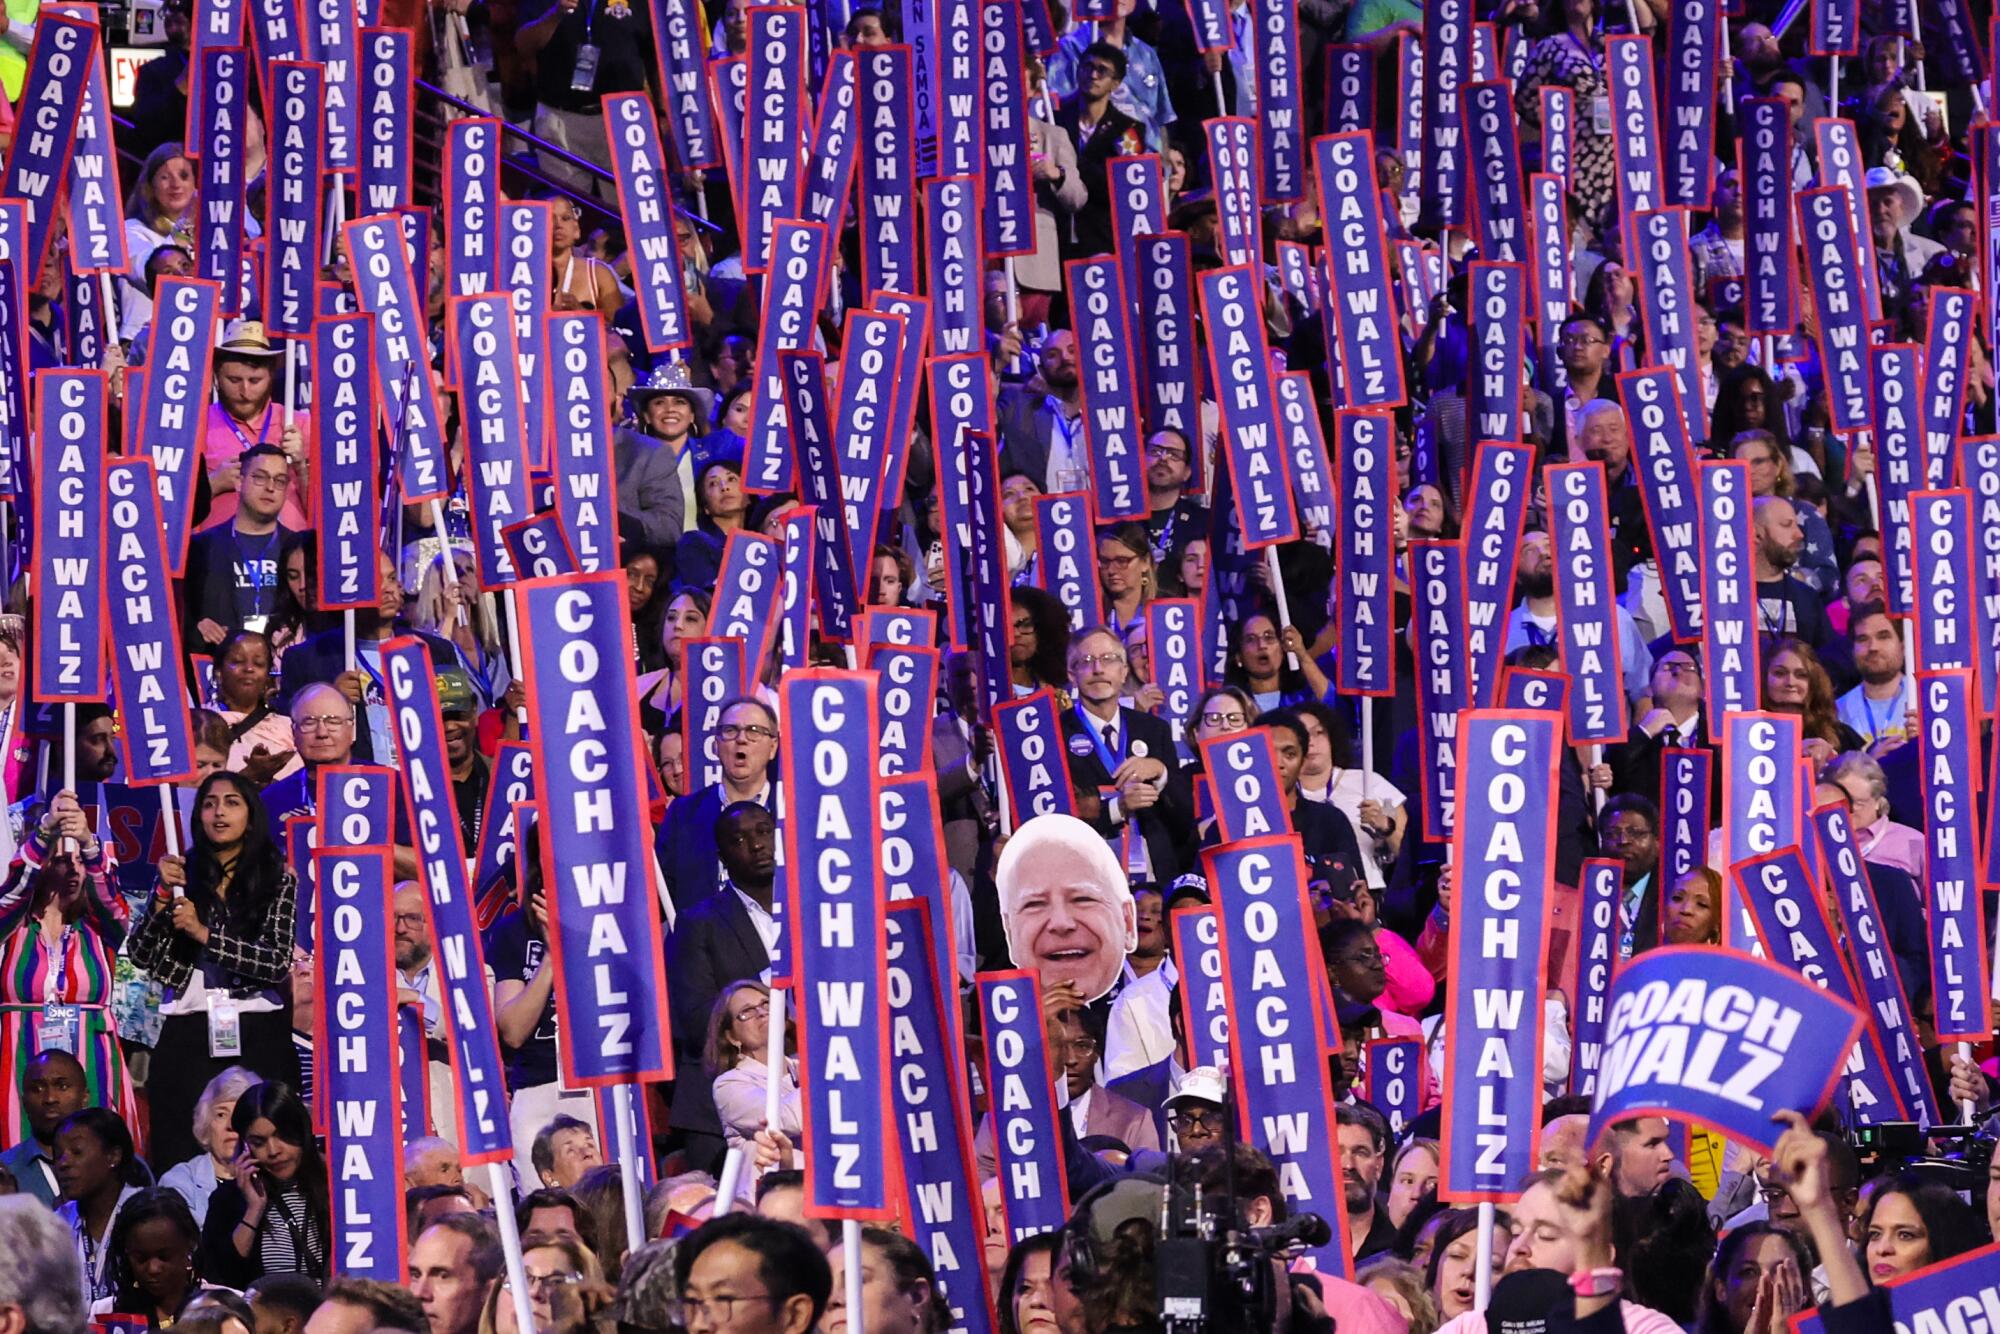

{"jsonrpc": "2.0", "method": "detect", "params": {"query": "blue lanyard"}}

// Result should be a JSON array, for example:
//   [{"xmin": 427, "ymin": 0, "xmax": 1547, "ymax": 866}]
[{"xmin": 1075, "ymin": 705, "xmax": 1126, "ymax": 774}]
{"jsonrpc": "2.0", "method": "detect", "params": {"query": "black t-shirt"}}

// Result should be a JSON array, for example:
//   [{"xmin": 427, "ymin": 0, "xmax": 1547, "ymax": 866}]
[
  {"xmin": 485, "ymin": 906, "xmax": 559, "ymax": 1089},
  {"xmin": 229, "ymin": 524, "xmax": 290, "ymax": 628},
  {"xmin": 531, "ymin": 0, "xmax": 655, "ymax": 113}
]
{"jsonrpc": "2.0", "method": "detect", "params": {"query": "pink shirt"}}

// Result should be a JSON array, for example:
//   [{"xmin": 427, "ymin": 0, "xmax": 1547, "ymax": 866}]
[
  {"xmin": 201, "ymin": 403, "xmax": 312, "ymax": 532},
  {"xmin": 1853, "ymin": 819, "xmax": 1925, "ymax": 880}
]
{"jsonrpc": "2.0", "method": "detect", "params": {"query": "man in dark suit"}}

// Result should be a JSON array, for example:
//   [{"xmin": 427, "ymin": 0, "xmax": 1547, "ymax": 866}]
[
  {"xmin": 666, "ymin": 801, "xmax": 780, "ymax": 1173},
  {"xmin": 1606, "ymin": 647, "xmax": 1712, "ymax": 813},
  {"xmin": 1059, "ymin": 625, "xmax": 1196, "ymax": 884},
  {"xmin": 182, "ymin": 443, "xmax": 297, "ymax": 648},
  {"xmin": 656, "ymin": 696, "xmax": 778, "ymax": 912},
  {"xmin": 1054, "ymin": 42, "xmax": 1148, "ymax": 259},
  {"xmin": 274, "ymin": 548, "xmax": 461, "ymax": 764}
]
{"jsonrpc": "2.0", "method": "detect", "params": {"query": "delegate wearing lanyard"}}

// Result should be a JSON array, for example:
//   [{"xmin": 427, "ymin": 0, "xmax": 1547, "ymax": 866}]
[{"xmin": 1074, "ymin": 706, "xmax": 1151, "ymax": 879}]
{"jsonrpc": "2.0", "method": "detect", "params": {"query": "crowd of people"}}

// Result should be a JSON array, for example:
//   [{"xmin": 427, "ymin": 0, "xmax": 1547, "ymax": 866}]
[{"xmin": 0, "ymin": 0, "xmax": 1994, "ymax": 1330}]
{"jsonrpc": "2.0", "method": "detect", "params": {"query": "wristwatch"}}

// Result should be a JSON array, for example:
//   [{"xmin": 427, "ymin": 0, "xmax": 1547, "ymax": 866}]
[{"xmin": 1568, "ymin": 1267, "xmax": 1623, "ymax": 1298}]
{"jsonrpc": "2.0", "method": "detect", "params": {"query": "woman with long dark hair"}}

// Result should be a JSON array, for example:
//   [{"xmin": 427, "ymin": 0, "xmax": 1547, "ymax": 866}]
[
  {"xmin": 1007, "ymin": 585, "xmax": 1074, "ymax": 698},
  {"xmin": 53, "ymin": 1107, "xmax": 149, "ymax": 1303},
  {"xmin": 199, "ymin": 1082, "xmax": 328, "ymax": 1287},
  {"xmin": 0, "ymin": 790, "xmax": 138, "ymax": 1146},
  {"xmin": 96, "ymin": 1187, "xmax": 214, "ymax": 1326},
  {"xmin": 1858, "ymin": 1173, "xmax": 1984, "ymax": 1283},
  {"xmin": 128, "ymin": 771, "xmax": 299, "ymax": 1171}
]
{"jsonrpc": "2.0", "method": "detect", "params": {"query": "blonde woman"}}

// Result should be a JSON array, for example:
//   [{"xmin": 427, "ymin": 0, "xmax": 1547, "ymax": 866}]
[{"xmin": 705, "ymin": 981, "xmax": 802, "ymax": 1164}]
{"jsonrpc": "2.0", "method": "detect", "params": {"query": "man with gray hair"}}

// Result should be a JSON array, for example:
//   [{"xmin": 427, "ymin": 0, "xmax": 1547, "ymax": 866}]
[
  {"xmin": 0, "ymin": 1196, "xmax": 86, "ymax": 1334},
  {"xmin": 995, "ymin": 812, "xmax": 1140, "ymax": 1006}
]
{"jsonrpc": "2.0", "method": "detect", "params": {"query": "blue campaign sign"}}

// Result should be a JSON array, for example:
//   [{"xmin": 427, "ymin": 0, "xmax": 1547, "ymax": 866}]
[
  {"xmin": 1722, "ymin": 712, "xmax": 1802, "ymax": 951},
  {"xmin": 1337, "ymin": 410, "xmax": 1396, "ymax": 696},
  {"xmin": 1198, "ymin": 729, "xmax": 1290, "ymax": 844},
  {"xmin": 450, "ymin": 295, "xmax": 533, "ymax": 589},
  {"xmin": 1412, "ymin": 540, "xmax": 1469, "ymax": 840},
  {"xmin": 1199, "ymin": 265, "xmax": 1299, "ymax": 548},
  {"xmin": 265, "ymin": 61, "xmax": 326, "ymax": 337},
  {"xmin": 312, "ymin": 847, "xmax": 408, "ymax": 1280},
  {"xmin": 743, "ymin": 6, "xmax": 806, "ymax": 272},
  {"xmin": 1, "ymin": 15, "xmax": 95, "ymax": 281},
  {"xmin": 1912, "ymin": 488, "xmax": 1975, "ymax": 675},
  {"xmin": 517, "ymin": 575, "xmax": 674, "ymax": 1085},
  {"xmin": 502, "ymin": 203, "xmax": 552, "ymax": 473},
  {"xmin": 358, "ymin": 28, "xmax": 414, "ymax": 212},
  {"xmin": 1661, "ymin": 748, "xmax": 1712, "ymax": 886},
  {"xmin": 103, "ymin": 461, "xmax": 196, "ymax": 785},
  {"xmin": 1589, "ymin": 946, "xmax": 1863, "ymax": 1155},
  {"xmin": 1315, "ymin": 134, "xmax": 1407, "ymax": 410},
  {"xmin": 1618, "ymin": 368, "xmax": 1704, "ymax": 643},
  {"xmin": 1918, "ymin": 669, "xmax": 1991, "ymax": 1043},
  {"xmin": 867, "ymin": 642, "xmax": 938, "ymax": 777},
  {"xmin": 313, "ymin": 313, "xmax": 381, "ymax": 609},
  {"xmin": 1442, "ymin": 712, "xmax": 1559, "ymax": 1203},
  {"xmin": 603, "ymin": 93, "xmax": 693, "ymax": 354},
  {"xmin": 781, "ymin": 670, "xmax": 891, "ymax": 1217},
  {"xmin": 1172, "ymin": 905, "xmax": 1230, "ymax": 1071},
  {"xmin": 1795, "ymin": 1245, "xmax": 2000, "ymax": 1334},
  {"xmin": 978, "ymin": 971, "xmax": 1070, "ymax": 1241},
  {"xmin": 1461, "ymin": 442, "xmax": 1533, "ymax": 709},
  {"xmin": 1874, "ymin": 345, "xmax": 1925, "ymax": 617},
  {"xmin": 1206, "ymin": 835, "xmax": 1352, "ymax": 1273},
  {"xmin": 885, "ymin": 901, "xmax": 996, "ymax": 1334},
  {"xmin": 33, "ymin": 371, "xmax": 107, "ymax": 704},
  {"xmin": 1546, "ymin": 461, "xmax": 1628, "ymax": 742},
  {"xmin": 857, "ymin": 47, "xmax": 919, "ymax": 300},
  {"xmin": 995, "ymin": 690, "xmax": 1075, "ymax": 820},
  {"xmin": 1569, "ymin": 858, "xmax": 1622, "ymax": 1098},
  {"xmin": 1730, "ymin": 846, "xmax": 1905, "ymax": 1124},
  {"xmin": 1814, "ymin": 802, "xmax": 1941, "ymax": 1127},
  {"xmin": 342, "ymin": 214, "xmax": 450, "ymax": 502},
  {"xmin": 1699, "ymin": 460, "xmax": 1759, "ymax": 716},
  {"xmin": 1363, "ymin": 1038, "xmax": 1424, "ymax": 1137},
  {"xmin": 546, "ymin": 313, "xmax": 622, "ymax": 574},
  {"xmin": 382, "ymin": 642, "xmax": 513, "ymax": 1164},
  {"xmin": 1798, "ymin": 186, "xmax": 1873, "ymax": 432}
]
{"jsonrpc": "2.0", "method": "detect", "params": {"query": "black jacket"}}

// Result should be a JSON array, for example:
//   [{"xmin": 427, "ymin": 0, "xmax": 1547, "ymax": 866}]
[
  {"xmin": 1059, "ymin": 704, "xmax": 1197, "ymax": 884},
  {"xmin": 1054, "ymin": 102, "xmax": 1148, "ymax": 259},
  {"xmin": 665, "ymin": 886, "xmax": 773, "ymax": 1141}
]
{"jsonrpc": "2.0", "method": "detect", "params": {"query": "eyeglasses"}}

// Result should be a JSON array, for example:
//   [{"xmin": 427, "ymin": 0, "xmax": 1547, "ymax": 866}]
[
  {"xmin": 1241, "ymin": 631, "xmax": 1281, "ymax": 648},
  {"xmin": 505, "ymin": 1270, "xmax": 583, "ymax": 1294},
  {"xmin": 1657, "ymin": 659, "xmax": 1702, "ymax": 677},
  {"xmin": 393, "ymin": 911, "xmax": 427, "ymax": 929},
  {"xmin": 717, "ymin": 723, "xmax": 778, "ymax": 742},
  {"xmin": 1085, "ymin": 60, "xmax": 1119, "ymax": 77},
  {"xmin": 296, "ymin": 714, "xmax": 352, "ymax": 733},
  {"xmin": 1171, "ymin": 1107, "xmax": 1223, "ymax": 1130},
  {"xmin": 1560, "ymin": 333, "xmax": 1607, "ymax": 347},
  {"xmin": 668, "ymin": 1295, "xmax": 781, "ymax": 1326},
  {"xmin": 1146, "ymin": 443, "xmax": 1189, "ymax": 462},
  {"xmin": 1075, "ymin": 651, "xmax": 1127, "ymax": 669},
  {"xmin": 1100, "ymin": 554, "xmax": 1142, "ymax": 571},
  {"xmin": 1201, "ymin": 711, "xmax": 1248, "ymax": 728},
  {"xmin": 245, "ymin": 469, "xmax": 289, "ymax": 487},
  {"xmin": 732, "ymin": 1001, "xmax": 771, "ymax": 1023}
]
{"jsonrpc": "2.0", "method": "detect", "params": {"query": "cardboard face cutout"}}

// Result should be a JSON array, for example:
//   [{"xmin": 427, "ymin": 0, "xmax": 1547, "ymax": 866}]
[{"xmin": 995, "ymin": 813, "xmax": 1140, "ymax": 1003}]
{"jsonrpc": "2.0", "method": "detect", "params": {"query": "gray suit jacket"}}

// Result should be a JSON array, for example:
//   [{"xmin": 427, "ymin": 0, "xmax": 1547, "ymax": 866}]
[{"xmin": 613, "ymin": 428, "xmax": 687, "ymax": 553}]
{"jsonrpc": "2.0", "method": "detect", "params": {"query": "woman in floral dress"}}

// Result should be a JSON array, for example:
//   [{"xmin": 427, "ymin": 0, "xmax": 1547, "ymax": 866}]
[{"xmin": 0, "ymin": 792, "xmax": 136, "ymax": 1149}]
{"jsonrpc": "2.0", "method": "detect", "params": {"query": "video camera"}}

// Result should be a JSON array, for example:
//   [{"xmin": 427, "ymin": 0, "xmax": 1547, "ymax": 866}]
[
  {"xmin": 1150, "ymin": 1093, "xmax": 1334, "ymax": 1334},
  {"xmin": 1850, "ymin": 1120, "xmax": 1994, "ymax": 1191}
]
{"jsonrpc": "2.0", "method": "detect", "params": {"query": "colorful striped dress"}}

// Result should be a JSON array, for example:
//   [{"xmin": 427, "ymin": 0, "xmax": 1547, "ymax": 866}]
[{"xmin": 0, "ymin": 828, "xmax": 136, "ymax": 1151}]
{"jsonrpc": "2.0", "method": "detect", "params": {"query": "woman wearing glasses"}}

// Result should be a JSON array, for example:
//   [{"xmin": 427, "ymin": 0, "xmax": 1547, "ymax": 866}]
[
  {"xmin": 128, "ymin": 771, "xmax": 300, "ymax": 1171},
  {"xmin": 705, "ymin": 980, "xmax": 800, "ymax": 1199}
]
